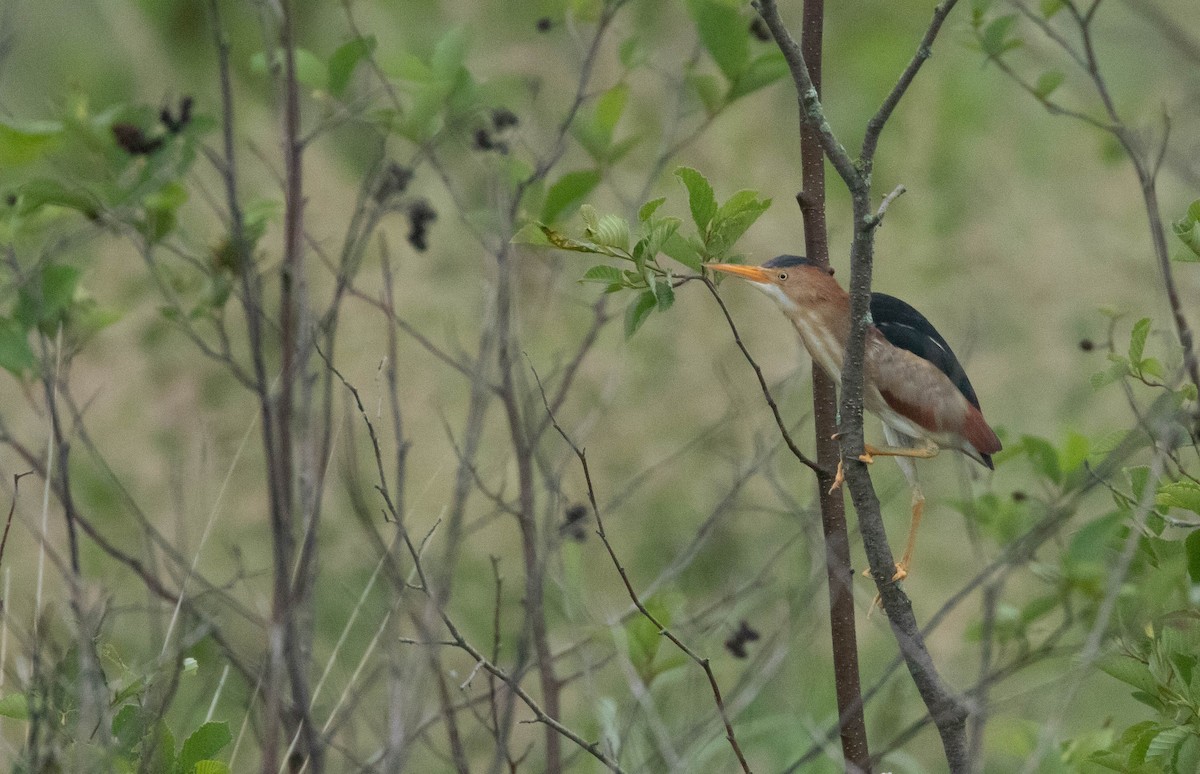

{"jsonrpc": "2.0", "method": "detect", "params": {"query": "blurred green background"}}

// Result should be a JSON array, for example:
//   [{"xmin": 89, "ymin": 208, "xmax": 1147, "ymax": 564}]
[{"xmin": 0, "ymin": 0, "xmax": 1197, "ymax": 771}]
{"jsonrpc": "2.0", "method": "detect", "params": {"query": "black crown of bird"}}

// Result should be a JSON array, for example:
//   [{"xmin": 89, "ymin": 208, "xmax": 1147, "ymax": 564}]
[{"xmin": 709, "ymin": 255, "xmax": 1002, "ymax": 582}]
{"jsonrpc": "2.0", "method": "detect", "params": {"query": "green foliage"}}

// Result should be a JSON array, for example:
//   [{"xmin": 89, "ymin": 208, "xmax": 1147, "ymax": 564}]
[
  {"xmin": 685, "ymin": 0, "xmax": 787, "ymax": 108},
  {"xmin": 1172, "ymin": 199, "xmax": 1200, "ymax": 262},
  {"xmin": 1089, "ymin": 622, "xmax": 1200, "ymax": 772},
  {"xmin": 528, "ymin": 167, "xmax": 769, "ymax": 337}
]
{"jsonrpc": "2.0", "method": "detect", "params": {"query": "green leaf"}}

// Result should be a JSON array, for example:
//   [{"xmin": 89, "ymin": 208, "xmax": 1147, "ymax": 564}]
[
  {"xmin": 687, "ymin": 0, "xmax": 749, "ymax": 81},
  {"xmin": 1156, "ymin": 481, "xmax": 1200, "ymax": 516},
  {"xmin": 1186, "ymin": 530, "xmax": 1200, "ymax": 584},
  {"xmin": 0, "ymin": 692, "xmax": 28, "ymax": 720},
  {"xmin": 193, "ymin": 762, "xmax": 232, "ymax": 774},
  {"xmin": 980, "ymin": 14, "xmax": 1020, "ymax": 58},
  {"xmin": 249, "ymin": 48, "xmax": 328, "ymax": 91},
  {"xmin": 541, "ymin": 170, "xmax": 601, "ymax": 224},
  {"xmin": 580, "ymin": 265, "xmax": 624, "ymax": 285},
  {"xmin": 675, "ymin": 167, "xmax": 717, "ymax": 232},
  {"xmin": 1097, "ymin": 653, "xmax": 1158, "ymax": 695},
  {"xmin": 511, "ymin": 222, "xmax": 552, "ymax": 246},
  {"xmin": 1040, "ymin": 0, "xmax": 1065, "ymax": 17},
  {"xmin": 624, "ymin": 290, "xmax": 657, "ymax": 338},
  {"xmin": 709, "ymin": 191, "xmax": 771, "ymax": 254},
  {"xmin": 618, "ymin": 35, "xmax": 648, "ymax": 69},
  {"xmin": 638, "ymin": 197, "xmax": 666, "ymax": 222},
  {"xmin": 15, "ymin": 178, "xmax": 99, "ymax": 218},
  {"xmin": 594, "ymin": 83, "xmax": 629, "ymax": 138},
  {"xmin": 624, "ymin": 596, "xmax": 670, "ymax": 676},
  {"xmin": 1034, "ymin": 70, "xmax": 1065, "ymax": 99},
  {"xmin": 688, "ymin": 73, "xmax": 725, "ymax": 114},
  {"xmin": 643, "ymin": 217, "xmax": 682, "ymax": 262},
  {"xmin": 1066, "ymin": 512, "xmax": 1121, "ymax": 569},
  {"xmin": 328, "ymin": 36, "xmax": 377, "ymax": 96},
  {"xmin": 729, "ymin": 51, "xmax": 788, "ymax": 100},
  {"xmin": 662, "ymin": 232, "xmax": 703, "ymax": 272},
  {"xmin": 654, "ymin": 277, "xmax": 675, "ymax": 311},
  {"xmin": 1021, "ymin": 435, "xmax": 1061, "ymax": 484},
  {"xmin": 1146, "ymin": 727, "xmax": 1189, "ymax": 763},
  {"xmin": 178, "ymin": 722, "xmax": 232, "ymax": 774},
  {"xmin": 0, "ymin": 317, "xmax": 36, "ymax": 378},
  {"xmin": 1172, "ymin": 200, "xmax": 1200, "ymax": 258},
  {"xmin": 431, "ymin": 27, "xmax": 468, "ymax": 79},
  {"xmin": 592, "ymin": 214, "xmax": 630, "ymax": 251},
  {"xmin": 0, "ymin": 119, "xmax": 63, "ymax": 166},
  {"xmin": 1128, "ymin": 317, "xmax": 1150, "ymax": 363}
]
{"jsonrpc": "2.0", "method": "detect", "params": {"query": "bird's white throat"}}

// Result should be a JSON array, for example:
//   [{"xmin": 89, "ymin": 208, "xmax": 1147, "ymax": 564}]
[{"xmin": 751, "ymin": 282, "xmax": 800, "ymax": 314}]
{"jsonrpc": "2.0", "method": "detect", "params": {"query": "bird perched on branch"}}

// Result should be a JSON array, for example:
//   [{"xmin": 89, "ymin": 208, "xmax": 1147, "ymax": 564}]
[{"xmin": 709, "ymin": 255, "xmax": 1002, "ymax": 581}]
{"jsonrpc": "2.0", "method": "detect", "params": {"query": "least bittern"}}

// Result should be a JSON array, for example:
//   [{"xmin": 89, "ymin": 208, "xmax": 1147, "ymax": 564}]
[{"xmin": 710, "ymin": 255, "xmax": 1001, "ymax": 581}]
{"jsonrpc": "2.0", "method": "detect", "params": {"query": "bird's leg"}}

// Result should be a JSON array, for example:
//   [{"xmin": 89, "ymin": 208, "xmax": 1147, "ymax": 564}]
[
  {"xmin": 893, "ymin": 485, "xmax": 926, "ymax": 582},
  {"xmin": 858, "ymin": 440, "xmax": 940, "ymax": 464}
]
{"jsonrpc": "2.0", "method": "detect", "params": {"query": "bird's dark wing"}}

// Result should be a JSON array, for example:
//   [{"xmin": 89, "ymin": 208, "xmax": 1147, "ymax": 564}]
[{"xmin": 869, "ymin": 292, "xmax": 981, "ymax": 410}]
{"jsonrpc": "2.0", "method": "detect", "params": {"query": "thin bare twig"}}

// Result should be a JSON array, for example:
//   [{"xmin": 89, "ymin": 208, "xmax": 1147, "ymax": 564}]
[{"xmin": 533, "ymin": 368, "xmax": 753, "ymax": 774}]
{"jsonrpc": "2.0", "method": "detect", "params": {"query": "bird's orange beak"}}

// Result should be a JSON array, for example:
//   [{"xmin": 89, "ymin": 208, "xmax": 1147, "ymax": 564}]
[{"xmin": 707, "ymin": 263, "xmax": 771, "ymax": 283}]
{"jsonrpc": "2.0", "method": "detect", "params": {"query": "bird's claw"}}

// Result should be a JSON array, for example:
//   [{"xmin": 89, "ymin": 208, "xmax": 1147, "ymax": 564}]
[
  {"xmin": 857, "ymin": 452, "xmax": 875, "ymax": 464},
  {"xmin": 828, "ymin": 459, "xmax": 845, "ymax": 494}
]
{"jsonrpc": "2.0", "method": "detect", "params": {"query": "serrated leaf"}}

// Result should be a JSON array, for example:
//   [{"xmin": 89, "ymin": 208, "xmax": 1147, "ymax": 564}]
[
  {"xmin": 541, "ymin": 169, "xmax": 601, "ymax": 224},
  {"xmin": 662, "ymin": 232, "xmax": 703, "ymax": 272},
  {"xmin": 580, "ymin": 265, "xmax": 624, "ymax": 285},
  {"xmin": 1034, "ymin": 70, "xmax": 1065, "ymax": 99},
  {"xmin": 193, "ymin": 761, "xmax": 232, "ymax": 774},
  {"xmin": 687, "ymin": 0, "xmax": 749, "ymax": 82},
  {"xmin": 675, "ymin": 167, "xmax": 717, "ymax": 232},
  {"xmin": 654, "ymin": 278, "xmax": 675, "ymax": 311},
  {"xmin": 328, "ymin": 36, "xmax": 376, "ymax": 96},
  {"xmin": 1156, "ymin": 481, "xmax": 1200, "ymax": 516},
  {"xmin": 638, "ymin": 197, "xmax": 666, "ymax": 222},
  {"xmin": 178, "ymin": 721, "xmax": 232, "ymax": 773},
  {"xmin": 1097, "ymin": 653, "xmax": 1158, "ymax": 695},
  {"xmin": 643, "ymin": 217, "xmax": 681, "ymax": 261},
  {"xmin": 1146, "ymin": 727, "xmax": 1189, "ymax": 762},
  {"xmin": 624, "ymin": 290, "xmax": 657, "ymax": 338},
  {"xmin": 1129, "ymin": 317, "xmax": 1150, "ymax": 363},
  {"xmin": 592, "ymin": 214, "xmax": 630, "ymax": 251}
]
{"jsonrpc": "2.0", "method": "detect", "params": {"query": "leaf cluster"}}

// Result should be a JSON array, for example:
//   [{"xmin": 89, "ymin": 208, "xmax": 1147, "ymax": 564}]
[{"xmin": 526, "ymin": 166, "xmax": 770, "ymax": 337}]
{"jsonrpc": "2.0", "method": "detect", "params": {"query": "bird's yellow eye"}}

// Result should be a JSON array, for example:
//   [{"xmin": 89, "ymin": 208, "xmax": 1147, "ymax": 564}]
[{"xmin": 778, "ymin": 272, "xmax": 788, "ymax": 281}]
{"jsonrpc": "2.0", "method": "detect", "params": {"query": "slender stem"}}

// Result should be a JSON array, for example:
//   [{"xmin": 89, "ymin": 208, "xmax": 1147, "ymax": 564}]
[
  {"xmin": 794, "ymin": 2, "xmax": 871, "ymax": 771},
  {"xmin": 754, "ymin": 1, "xmax": 972, "ymax": 769},
  {"xmin": 536, "ymin": 375, "xmax": 753, "ymax": 773}
]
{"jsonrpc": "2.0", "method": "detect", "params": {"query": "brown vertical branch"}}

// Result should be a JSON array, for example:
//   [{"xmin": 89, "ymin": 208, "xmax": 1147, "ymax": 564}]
[
  {"xmin": 753, "ymin": 1, "xmax": 970, "ymax": 770},
  {"xmin": 495, "ymin": 241, "xmax": 562, "ymax": 772},
  {"xmin": 277, "ymin": 2, "xmax": 322, "ymax": 766},
  {"xmin": 794, "ymin": 2, "xmax": 872, "ymax": 772}
]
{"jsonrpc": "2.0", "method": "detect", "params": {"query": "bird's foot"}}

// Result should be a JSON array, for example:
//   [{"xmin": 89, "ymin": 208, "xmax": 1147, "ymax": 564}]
[
  {"xmin": 828, "ymin": 459, "xmax": 845, "ymax": 494},
  {"xmin": 861, "ymin": 563, "xmax": 907, "ymax": 582},
  {"xmin": 857, "ymin": 451, "xmax": 875, "ymax": 465}
]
